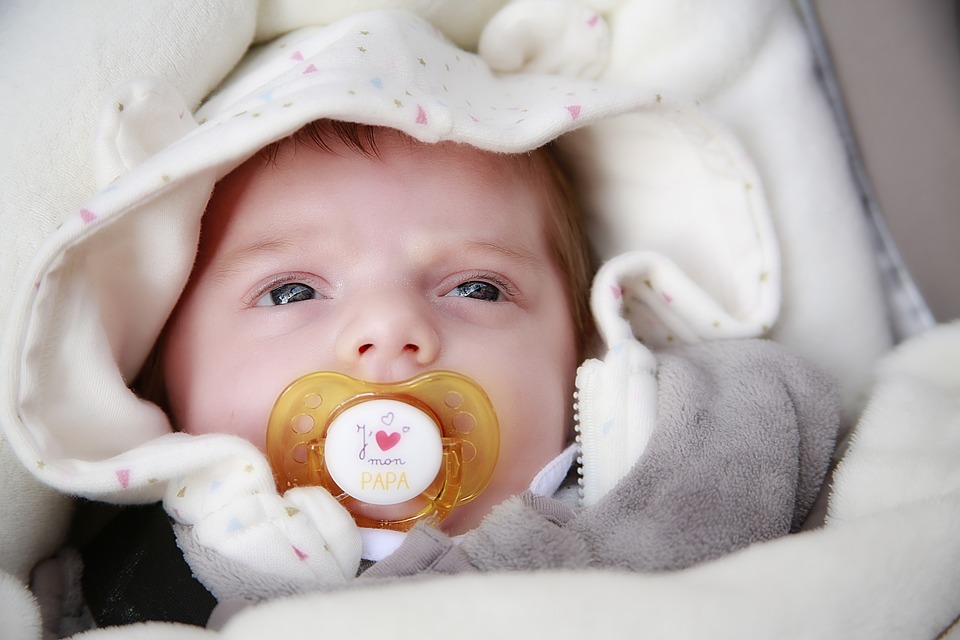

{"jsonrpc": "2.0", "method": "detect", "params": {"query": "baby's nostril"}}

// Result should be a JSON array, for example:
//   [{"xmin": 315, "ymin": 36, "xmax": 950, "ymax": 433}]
[{"xmin": 356, "ymin": 343, "xmax": 421, "ymax": 357}]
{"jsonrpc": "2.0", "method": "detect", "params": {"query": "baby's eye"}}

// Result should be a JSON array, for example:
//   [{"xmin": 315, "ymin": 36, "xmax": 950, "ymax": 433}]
[
  {"xmin": 255, "ymin": 282, "xmax": 318, "ymax": 306},
  {"xmin": 445, "ymin": 280, "xmax": 502, "ymax": 302}
]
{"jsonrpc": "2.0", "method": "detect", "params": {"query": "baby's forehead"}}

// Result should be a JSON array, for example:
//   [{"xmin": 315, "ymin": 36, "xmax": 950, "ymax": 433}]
[
  {"xmin": 214, "ymin": 126, "xmax": 556, "ymax": 214},
  {"xmin": 199, "ymin": 127, "xmax": 562, "ymax": 256}
]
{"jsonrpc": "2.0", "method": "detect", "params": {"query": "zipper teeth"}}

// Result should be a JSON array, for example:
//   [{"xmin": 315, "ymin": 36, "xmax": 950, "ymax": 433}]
[
  {"xmin": 574, "ymin": 344, "xmax": 658, "ymax": 508},
  {"xmin": 573, "ymin": 360, "xmax": 601, "ymax": 507},
  {"xmin": 573, "ymin": 389, "xmax": 584, "ymax": 503}
]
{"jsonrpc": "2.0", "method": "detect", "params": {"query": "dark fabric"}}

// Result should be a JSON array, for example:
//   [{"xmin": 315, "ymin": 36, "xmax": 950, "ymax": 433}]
[{"xmin": 80, "ymin": 503, "xmax": 216, "ymax": 627}]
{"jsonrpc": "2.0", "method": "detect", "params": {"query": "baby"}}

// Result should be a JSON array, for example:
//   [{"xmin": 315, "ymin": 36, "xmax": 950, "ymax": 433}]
[
  {"xmin": 115, "ymin": 117, "xmax": 839, "ymax": 620},
  {"xmin": 157, "ymin": 119, "xmax": 590, "ymax": 535}
]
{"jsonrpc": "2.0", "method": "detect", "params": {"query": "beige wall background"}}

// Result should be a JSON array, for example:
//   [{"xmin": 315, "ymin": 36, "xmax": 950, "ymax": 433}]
[{"xmin": 814, "ymin": 1, "xmax": 960, "ymax": 322}]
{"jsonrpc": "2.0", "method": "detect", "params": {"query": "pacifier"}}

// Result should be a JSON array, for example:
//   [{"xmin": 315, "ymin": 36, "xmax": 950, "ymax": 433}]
[{"xmin": 266, "ymin": 371, "xmax": 499, "ymax": 531}]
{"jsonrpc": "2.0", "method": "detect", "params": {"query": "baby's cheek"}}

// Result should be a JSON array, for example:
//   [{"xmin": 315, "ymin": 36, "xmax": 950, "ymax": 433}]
[
  {"xmin": 221, "ymin": 374, "xmax": 279, "ymax": 451},
  {"xmin": 171, "ymin": 355, "xmax": 271, "ymax": 450},
  {"xmin": 495, "ymin": 383, "xmax": 566, "ymax": 482}
]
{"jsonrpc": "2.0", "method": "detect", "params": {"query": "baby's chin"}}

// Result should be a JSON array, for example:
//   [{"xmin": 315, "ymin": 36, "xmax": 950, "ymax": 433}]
[
  {"xmin": 343, "ymin": 488, "xmax": 505, "ymax": 535},
  {"xmin": 436, "ymin": 501, "xmax": 487, "ymax": 536},
  {"xmin": 436, "ymin": 484, "xmax": 517, "ymax": 536},
  {"xmin": 347, "ymin": 496, "xmax": 430, "ymax": 526}
]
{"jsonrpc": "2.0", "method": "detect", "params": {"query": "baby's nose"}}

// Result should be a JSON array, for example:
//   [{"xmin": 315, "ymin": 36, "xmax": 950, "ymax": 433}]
[{"xmin": 334, "ymin": 292, "xmax": 440, "ymax": 379}]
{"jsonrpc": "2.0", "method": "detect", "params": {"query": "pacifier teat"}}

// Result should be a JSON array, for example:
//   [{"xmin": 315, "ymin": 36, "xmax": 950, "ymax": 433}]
[{"xmin": 266, "ymin": 371, "xmax": 499, "ymax": 531}]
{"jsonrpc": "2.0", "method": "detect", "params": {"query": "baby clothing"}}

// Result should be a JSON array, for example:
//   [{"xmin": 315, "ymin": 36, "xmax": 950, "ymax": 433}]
[{"xmin": 366, "ymin": 338, "xmax": 840, "ymax": 579}]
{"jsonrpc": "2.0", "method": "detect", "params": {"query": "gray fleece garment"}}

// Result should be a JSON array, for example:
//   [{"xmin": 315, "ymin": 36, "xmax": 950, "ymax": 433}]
[{"xmin": 362, "ymin": 339, "xmax": 841, "ymax": 579}]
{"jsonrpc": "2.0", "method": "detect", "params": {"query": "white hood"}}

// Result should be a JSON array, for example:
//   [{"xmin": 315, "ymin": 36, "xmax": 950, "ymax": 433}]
[{"xmin": 0, "ymin": 10, "xmax": 776, "ymax": 503}]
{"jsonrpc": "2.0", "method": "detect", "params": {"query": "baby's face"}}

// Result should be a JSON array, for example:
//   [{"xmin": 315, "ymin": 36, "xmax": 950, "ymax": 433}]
[{"xmin": 162, "ymin": 133, "xmax": 578, "ymax": 533}]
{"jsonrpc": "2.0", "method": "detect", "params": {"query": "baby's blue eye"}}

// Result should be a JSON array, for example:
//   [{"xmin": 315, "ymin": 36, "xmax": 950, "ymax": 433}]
[
  {"xmin": 446, "ymin": 281, "xmax": 501, "ymax": 302},
  {"xmin": 256, "ymin": 282, "xmax": 317, "ymax": 306}
]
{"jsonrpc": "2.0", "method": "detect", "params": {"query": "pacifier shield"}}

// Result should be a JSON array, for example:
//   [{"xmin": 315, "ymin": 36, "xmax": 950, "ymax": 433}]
[
  {"xmin": 266, "ymin": 370, "xmax": 499, "ymax": 530},
  {"xmin": 324, "ymin": 399, "xmax": 442, "ymax": 505}
]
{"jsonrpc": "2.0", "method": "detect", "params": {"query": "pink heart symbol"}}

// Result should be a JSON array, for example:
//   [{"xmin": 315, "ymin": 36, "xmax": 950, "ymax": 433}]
[
  {"xmin": 376, "ymin": 430, "xmax": 401, "ymax": 451},
  {"xmin": 381, "ymin": 412, "xmax": 394, "ymax": 426}
]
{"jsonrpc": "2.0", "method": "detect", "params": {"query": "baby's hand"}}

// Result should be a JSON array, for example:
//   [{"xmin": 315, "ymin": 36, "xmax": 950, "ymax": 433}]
[
  {"xmin": 164, "ymin": 452, "xmax": 361, "ymax": 602},
  {"xmin": 478, "ymin": 0, "xmax": 610, "ymax": 78}
]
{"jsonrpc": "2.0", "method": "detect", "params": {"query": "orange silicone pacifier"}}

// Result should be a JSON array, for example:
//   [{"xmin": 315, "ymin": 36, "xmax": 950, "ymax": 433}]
[{"xmin": 266, "ymin": 371, "xmax": 499, "ymax": 531}]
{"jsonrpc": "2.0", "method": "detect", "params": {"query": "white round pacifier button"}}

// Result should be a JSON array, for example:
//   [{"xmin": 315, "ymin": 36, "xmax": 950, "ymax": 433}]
[{"xmin": 324, "ymin": 399, "xmax": 443, "ymax": 505}]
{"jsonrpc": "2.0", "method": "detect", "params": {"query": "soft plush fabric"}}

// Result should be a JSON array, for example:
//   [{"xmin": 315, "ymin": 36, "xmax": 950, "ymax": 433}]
[
  {"xmin": 365, "ymin": 338, "xmax": 840, "ymax": 578},
  {"xmin": 254, "ymin": 0, "xmax": 508, "ymax": 50},
  {"xmin": 0, "ymin": 571, "xmax": 41, "ymax": 640}
]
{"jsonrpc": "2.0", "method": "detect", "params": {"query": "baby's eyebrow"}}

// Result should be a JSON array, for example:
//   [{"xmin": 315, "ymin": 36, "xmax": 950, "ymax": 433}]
[
  {"xmin": 462, "ymin": 239, "xmax": 544, "ymax": 272},
  {"xmin": 211, "ymin": 237, "xmax": 299, "ymax": 280}
]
